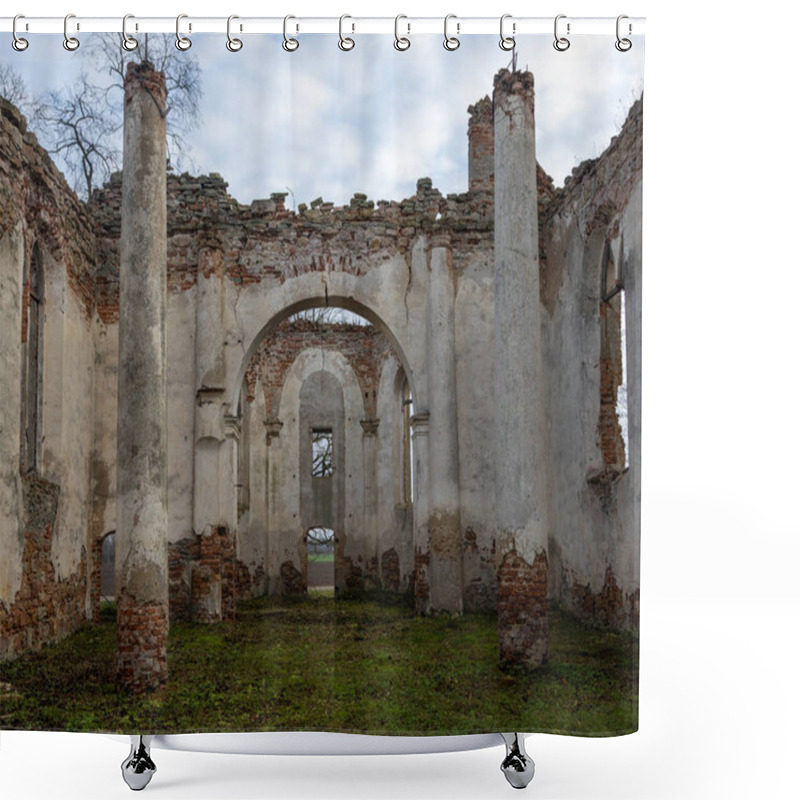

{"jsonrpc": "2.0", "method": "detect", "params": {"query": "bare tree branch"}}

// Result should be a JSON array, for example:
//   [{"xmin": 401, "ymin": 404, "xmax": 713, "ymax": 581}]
[
  {"xmin": 28, "ymin": 33, "xmax": 202, "ymax": 198},
  {"xmin": 0, "ymin": 63, "xmax": 30, "ymax": 110}
]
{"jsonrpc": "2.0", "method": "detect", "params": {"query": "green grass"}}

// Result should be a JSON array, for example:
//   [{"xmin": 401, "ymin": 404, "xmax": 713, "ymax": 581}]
[{"xmin": 0, "ymin": 597, "xmax": 637, "ymax": 736}]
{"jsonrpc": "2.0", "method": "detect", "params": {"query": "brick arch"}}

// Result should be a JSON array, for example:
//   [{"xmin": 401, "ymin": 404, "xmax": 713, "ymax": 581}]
[{"xmin": 226, "ymin": 270, "xmax": 422, "ymax": 414}]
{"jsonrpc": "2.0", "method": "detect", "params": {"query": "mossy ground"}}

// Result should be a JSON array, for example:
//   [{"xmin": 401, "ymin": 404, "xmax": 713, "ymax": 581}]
[{"xmin": 0, "ymin": 596, "xmax": 637, "ymax": 736}]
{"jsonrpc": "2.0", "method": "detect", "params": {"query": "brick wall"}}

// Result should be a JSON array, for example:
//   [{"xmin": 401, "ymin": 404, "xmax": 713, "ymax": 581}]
[{"xmin": 0, "ymin": 476, "xmax": 87, "ymax": 661}]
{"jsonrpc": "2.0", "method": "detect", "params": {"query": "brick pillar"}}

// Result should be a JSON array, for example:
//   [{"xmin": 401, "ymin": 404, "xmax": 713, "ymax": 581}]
[
  {"xmin": 493, "ymin": 69, "xmax": 548, "ymax": 668},
  {"xmin": 426, "ymin": 235, "xmax": 463, "ymax": 615},
  {"xmin": 116, "ymin": 61, "xmax": 169, "ymax": 692},
  {"xmin": 468, "ymin": 96, "xmax": 494, "ymax": 194}
]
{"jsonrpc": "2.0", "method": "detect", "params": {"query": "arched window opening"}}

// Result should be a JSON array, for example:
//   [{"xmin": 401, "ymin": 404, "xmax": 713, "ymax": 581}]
[
  {"xmin": 618, "ymin": 289, "xmax": 629, "ymax": 469},
  {"xmin": 22, "ymin": 243, "xmax": 44, "ymax": 473},
  {"xmin": 311, "ymin": 428, "xmax": 334, "ymax": 477},
  {"xmin": 401, "ymin": 378, "xmax": 414, "ymax": 505},
  {"xmin": 599, "ymin": 236, "xmax": 627, "ymax": 474},
  {"xmin": 306, "ymin": 527, "xmax": 334, "ymax": 593},
  {"xmin": 100, "ymin": 532, "xmax": 116, "ymax": 604}
]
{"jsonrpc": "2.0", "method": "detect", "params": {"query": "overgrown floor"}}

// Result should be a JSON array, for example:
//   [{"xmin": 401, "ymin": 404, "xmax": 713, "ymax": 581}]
[{"xmin": 0, "ymin": 595, "xmax": 638, "ymax": 736}]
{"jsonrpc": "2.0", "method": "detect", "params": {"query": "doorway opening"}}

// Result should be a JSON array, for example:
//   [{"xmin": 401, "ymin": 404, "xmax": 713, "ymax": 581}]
[{"xmin": 307, "ymin": 527, "xmax": 335, "ymax": 595}]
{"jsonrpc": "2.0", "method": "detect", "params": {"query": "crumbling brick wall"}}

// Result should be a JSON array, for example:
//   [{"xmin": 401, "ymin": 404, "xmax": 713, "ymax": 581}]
[{"xmin": 0, "ymin": 98, "xmax": 97, "ymax": 662}]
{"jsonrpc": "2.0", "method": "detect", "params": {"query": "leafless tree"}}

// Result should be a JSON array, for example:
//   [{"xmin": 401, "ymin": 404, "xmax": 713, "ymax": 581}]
[
  {"xmin": 0, "ymin": 63, "xmax": 29, "ymax": 109},
  {"xmin": 30, "ymin": 33, "xmax": 202, "ymax": 198},
  {"xmin": 33, "ymin": 77, "xmax": 119, "ymax": 200},
  {"xmin": 90, "ymin": 33, "xmax": 202, "ymax": 171},
  {"xmin": 290, "ymin": 306, "xmax": 370, "ymax": 326}
]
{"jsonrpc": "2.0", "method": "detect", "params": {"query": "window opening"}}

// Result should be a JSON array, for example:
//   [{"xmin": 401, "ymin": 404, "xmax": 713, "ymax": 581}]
[{"xmin": 311, "ymin": 428, "xmax": 334, "ymax": 477}]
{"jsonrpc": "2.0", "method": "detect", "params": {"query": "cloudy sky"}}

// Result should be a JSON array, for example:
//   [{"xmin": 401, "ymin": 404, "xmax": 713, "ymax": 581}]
[{"xmin": 4, "ymin": 32, "xmax": 643, "ymax": 206}]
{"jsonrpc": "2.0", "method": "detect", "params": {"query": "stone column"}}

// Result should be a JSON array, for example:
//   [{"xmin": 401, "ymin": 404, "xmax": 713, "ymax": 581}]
[
  {"xmin": 193, "ymin": 242, "xmax": 227, "ymax": 539},
  {"xmin": 410, "ymin": 411, "xmax": 430, "ymax": 614},
  {"xmin": 425, "ymin": 235, "xmax": 463, "ymax": 615},
  {"xmin": 360, "ymin": 418, "xmax": 380, "ymax": 586},
  {"xmin": 116, "ymin": 62, "xmax": 169, "ymax": 692},
  {"xmin": 493, "ymin": 69, "xmax": 548, "ymax": 668},
  {"xmin": 264, "ymin": 417, "xmax": 283, "ymax": 594}
]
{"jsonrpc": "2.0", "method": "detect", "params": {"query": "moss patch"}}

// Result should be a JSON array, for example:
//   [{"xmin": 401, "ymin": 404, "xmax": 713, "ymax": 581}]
[{"xmin": 0, "ymin": 597, "xmax": 637, "ymax": 736}]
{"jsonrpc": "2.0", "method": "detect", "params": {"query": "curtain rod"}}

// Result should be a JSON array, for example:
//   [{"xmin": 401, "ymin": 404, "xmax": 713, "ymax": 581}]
[{"xmin": 0, "ymin": 16, "xmax": 645, "ymax": 37}]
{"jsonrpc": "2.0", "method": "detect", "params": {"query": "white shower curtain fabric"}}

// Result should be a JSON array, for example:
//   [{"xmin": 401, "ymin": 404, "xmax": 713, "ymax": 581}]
[{"xmin": 0, "ymin": 29, "xmax": 644, "ymax": 737}]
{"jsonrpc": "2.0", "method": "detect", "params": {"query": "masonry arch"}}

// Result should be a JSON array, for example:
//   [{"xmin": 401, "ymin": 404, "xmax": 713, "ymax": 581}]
[{"xmin": 227, "ymin": 278, "xmax": 421, "ymax": 415}]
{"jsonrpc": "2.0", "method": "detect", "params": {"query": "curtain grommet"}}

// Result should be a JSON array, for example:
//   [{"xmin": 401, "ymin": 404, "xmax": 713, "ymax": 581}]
[
  {"xmin": 615, "ymin": 15, "xmax": 632, "ymax": 51},
  {"xmin": 394, "ymin": 15, "xmax": 411, "ymax": 51},
  {"xmin": 338, "ymin": 14, "xmax": 355, "ymax": 51},
  {"xmin": 553, "ymin": 14, "xmax": 570, "ymax": 51},
  {"xmin": 444, "ymin": 14, "xmax": 460, "ymax": 51},
  {"xmin": 226, "ymin": 15, "xmax": 243, "ymax": 52},
  {"xmin": 499, "ymin": 14, "xmax": 515, "ymax": 52},
  {"xmin": 283, "ymin": 15, "xmax": 299, "ymax": 52},
  {"xmin": 12, "ymin": 14, "xmax": 29, "ymax": 51},
  {"xmin": 63, "ymin": 13, "xmax": 80, "ymax": 51},
  {"xmin": 122, "ymin": 14, "xmax": 138, "ymax": 52},
  {"xmin": 176, "ymin": 13, "xmax": 192, "ymax": 51}
]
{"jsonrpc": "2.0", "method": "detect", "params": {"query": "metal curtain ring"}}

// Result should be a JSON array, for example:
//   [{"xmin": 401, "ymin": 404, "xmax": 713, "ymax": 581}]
[
  {"xmin": 122, "ymin": 14, "xmax": 138, "ymax": 51},
  {"xmin": 394, "ymin": 15, "xmax": 410, "ymax": 51},
  {"xmin": 499, "ymin": 14, "xmax": 515, "ymax": 51},
  {"xmin": 443, "ymin": 14, "xmax": 460, "ymax": 51},
  {"xmin": 615, "ymin": 14, "xmax": 632, "ymax": 51},
  {"xmin": 283, "ymin": 15, "xmax": 299, "ymax": 51},
  {"xmin": 12, "ymin": 14, "xmax": 29, "ymax": 51},
  {"xmin": 226, "ymin": 15, "xmax": 243, "ymax": 51},
  {"xmin": 554, "ymin": 14, "xmax": 570, "ymax": 51},
  {"xmin": 338, "ymin": 14, "xmax": 355, "ymax": 51},
  {"xmin": 63, "ymin": 13, "xmax": 80, "ymax": 51},
  {"xmin": 176, "ymin": 13, "xmax": 192, "ymax": 50}
]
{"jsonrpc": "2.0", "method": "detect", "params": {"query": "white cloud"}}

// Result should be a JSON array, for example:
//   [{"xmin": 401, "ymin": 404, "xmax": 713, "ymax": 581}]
[{"xmin": 5, "ymin": 32, "xmax": 644, "ymax": 204}]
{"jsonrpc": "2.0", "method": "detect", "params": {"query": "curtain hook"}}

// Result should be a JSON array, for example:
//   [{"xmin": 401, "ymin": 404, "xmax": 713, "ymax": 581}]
[
  {"xmin": 226, "ymin": 15, "xmax": 243, "ymax": 51},
  {"xmin": 122, "ymin": 14, "xmax": 138, "ymax": 52},
  {"xmin": 615, "ymin": 15, "xmax": 632, "ymax": 51},
  {"xmin": 443, "ymin": 14, "xmax": 460, "ymax": 51},
  {"xmin": 338, "ymin": 14, "xmax": 355, "ymax": 51},
  {"xmin": 554, "ymin": 14, "xmax": 570, "ymax": 51},
  {"xmin": 283, "ymin": 15, "xmax": 299, "ymax": 51},
  {"xmin": 499, "ymin": 14, "xmax": 515, "ymax": 51},
  {"xmin": 12, "ymin": 14, "xmax": 29, "ymax": 51},
  {"xmin": 176, "ymin": 13, "xmax": 192, "ymax": 50},
  {"xmin": 394, "ymin": 15, "xmax": 410, "ymax": 51},
  {"xmin": 63, "ymin": 13, "xmax": 80, "ymax": 51}
]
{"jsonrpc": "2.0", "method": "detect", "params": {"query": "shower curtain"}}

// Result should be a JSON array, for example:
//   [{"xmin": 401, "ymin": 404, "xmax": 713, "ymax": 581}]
[{"xmin": 0, "ymin": 22, "xmax": 644, "ymax": 739}]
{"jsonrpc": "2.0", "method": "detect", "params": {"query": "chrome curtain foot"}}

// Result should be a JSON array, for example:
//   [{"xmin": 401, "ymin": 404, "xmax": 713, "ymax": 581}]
[
  {"xmin": 500, "ymin": 733, "xmax": 535, "ymax": 789},
  {"xmin": 121, "ymin": 735, "xmax": 157, "ymax": 791}
]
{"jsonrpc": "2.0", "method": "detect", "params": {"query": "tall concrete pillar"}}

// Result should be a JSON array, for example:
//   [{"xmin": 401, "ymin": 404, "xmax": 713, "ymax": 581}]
[
  {"xmin": 493, "ymin": 69, "xmax": 548, "ymax": 668},
  {"xmin": 426, "ymin": 237, "xmax": 463, "ymax": 615},
  {"xmin": 360, "ymin": 418, "xmax": 380, "ymax": 586},
  {"xmin": 410, "ymin": 411, "xmax": 430, "ymax": 614},
  {"xmin": 193, "ymin": 243, "xmax": 227, "ymax": 539},
  {"xmin": 116, "ymin": 61, "xmax": 169, "ymax": 692},
  {"xmin": 264, "ymin": 417, "xmax": 283, "ymax": 594}
]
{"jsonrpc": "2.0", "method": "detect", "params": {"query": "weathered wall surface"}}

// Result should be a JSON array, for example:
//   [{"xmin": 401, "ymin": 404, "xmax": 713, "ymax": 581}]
[
  {"xmin": 539, "ymin": 98, "xmax": 643, "ymax": 629},
  {"xmin": 2, "ymin": 70, "xmax": 642, "ymax": 667},
  {"xmin": 0, "ymin": 98, "xmax": 96, "ymax": 659}
]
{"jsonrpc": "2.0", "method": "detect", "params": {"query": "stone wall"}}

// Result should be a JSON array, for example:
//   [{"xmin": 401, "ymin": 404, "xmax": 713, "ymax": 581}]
[
  {"xmin": 539, "ymin": 98, "xmax": 643, "ymax": 630},
  {"xmin": 0, "ymin": 98, "xmax": 96, "ymax": 661}
]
